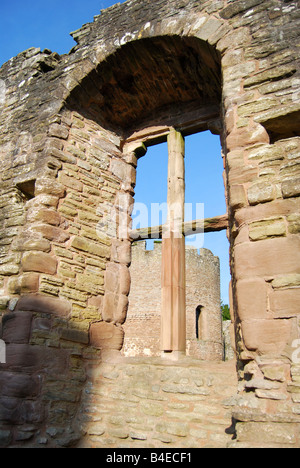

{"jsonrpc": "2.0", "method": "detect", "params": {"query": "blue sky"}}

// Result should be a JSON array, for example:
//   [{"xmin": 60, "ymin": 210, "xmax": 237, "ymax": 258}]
[
  {"xmin": 134, "ymin": 134, "xmax": 231, "ymax": 305},
  {"xmin": 0, "ymin": 0, "xmax": 230, "ymax": 304},
  {"xmin": 0, "ymin": 0, "xmax": 127, "ymax": 66}
]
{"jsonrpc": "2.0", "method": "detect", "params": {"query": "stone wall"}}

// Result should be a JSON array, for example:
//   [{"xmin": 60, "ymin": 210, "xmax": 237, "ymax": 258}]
[
  {"xmin": 0, "ymin": 0, "xmax": 299, "ymax": 448},
  {"xmin": 123, "ymin": 242, "xmax": 223, "ymax": 360}
]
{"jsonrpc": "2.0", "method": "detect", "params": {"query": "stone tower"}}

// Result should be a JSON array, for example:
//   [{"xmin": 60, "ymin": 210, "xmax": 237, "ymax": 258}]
[{"xmin": 0, "ymin": 0, "xmax": 299, "ymax": 448}]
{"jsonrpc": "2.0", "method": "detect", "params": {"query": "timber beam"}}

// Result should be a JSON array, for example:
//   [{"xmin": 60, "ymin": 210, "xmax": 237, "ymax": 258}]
[{"xmin": 130, "ymin": 214, "xmax": 229, "ymax": 241}]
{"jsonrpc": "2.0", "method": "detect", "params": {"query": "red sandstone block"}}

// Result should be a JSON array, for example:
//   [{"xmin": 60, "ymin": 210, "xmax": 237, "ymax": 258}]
[
  {"xmin": 44, "ymin": 347, "xmax": 70, "ymax": 376},
  {"xmin": 22, "ymin": 251, "xmax": 58, "ymax": 274},
  {"xmin": 90, "ymin": 321, "xmax": 124, "ymax": 350},
  {"xmin": 2, "ymin": 311, "xmax": 33, "ymax": 344},
  {"xmin": 105, "ymin": 263, "xmax": 120, "ymax": 293},
  {"xmin": 226, "ymin": 125, "xmax": 269, "ymax": 151},
  {"xmin": 236, "ymin": 278, "xmax": 268, "ymax": 321},
  {"xmin": 30, "ymin": 208, "xmax": 62, "ymax": 226},
  {"xmin": 0, "ymin": 396, "xmax": 22, "ymax": 424},
  {"xmin": 119, "ymin": 264, "xmax": 131, "ymax": 296},
  {"xmin": 241, "ymin": 318, "xmax": 292, "ymax": 355},
  {"xmin": 102, "ymin": 292, "xmax": 116, "ymax": 323},
  {"xmin": 16, "ymin": 294, "xmax": 71, "ymax": 318},
  {"xmin": 35, "ymin": 178, "xmax": 66, "ymax": 198},
  {"xmin": 269, "ymin": 288, "xmax": 300, "ymax": 318},
  {"xmin": 235, "ymin": 199, "xmax": 299, "ymax": 227},
  {"xmin": 115, "ymin": 294, "xmax": 129, "ymax": 325},
  {"xmin": 32, "ymin": 224, "xmax": 70, "ymax": 243},
  {"xmin": 234, "ymin": 236, "xmax": 300, "ymax": 280}
]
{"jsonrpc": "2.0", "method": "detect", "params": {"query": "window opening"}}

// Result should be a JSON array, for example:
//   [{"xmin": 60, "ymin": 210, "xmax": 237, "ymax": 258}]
[
  {"xmin": 195, "ymin": 305, "xmax": 203, "ymax": 340},
  {"xmin": 126, "ymin": 129, "xmax": 230, "ymax": 360}
]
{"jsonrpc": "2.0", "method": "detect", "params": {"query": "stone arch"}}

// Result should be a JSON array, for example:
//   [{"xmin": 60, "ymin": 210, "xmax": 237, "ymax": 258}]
[
  {"xmin": 60, "ymin": 9, "xmax": 230, "ymax": 110},
  {"xmin": 65, "ymin": 34, "xmax": 223, "ymax": 135}
]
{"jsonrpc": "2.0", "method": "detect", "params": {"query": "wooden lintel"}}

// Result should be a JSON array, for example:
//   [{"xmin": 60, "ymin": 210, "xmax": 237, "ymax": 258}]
[{"xmin": 130, "ymin": 214, "xmax": 229, "ymax": 241}]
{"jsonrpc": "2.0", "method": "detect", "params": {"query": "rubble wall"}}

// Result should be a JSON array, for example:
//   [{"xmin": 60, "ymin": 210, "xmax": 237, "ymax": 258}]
[{"xmin": 0, "ymin": 0, "xmax": 299, "ymax": 447}]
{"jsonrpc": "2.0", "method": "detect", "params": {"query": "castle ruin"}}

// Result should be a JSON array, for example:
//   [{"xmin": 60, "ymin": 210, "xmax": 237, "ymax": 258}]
[{"xmin": 0, "ymin": 0, "xmax": 299, "ymax": 448}]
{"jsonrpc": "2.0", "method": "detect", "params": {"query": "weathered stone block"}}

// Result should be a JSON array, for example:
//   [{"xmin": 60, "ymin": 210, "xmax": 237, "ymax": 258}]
[
  {"xmin": 234, "ymin": 237, "xmax": 300, "ymax": 280},
  {"xmin": 35, "ymin": 178, "xmax": 66, "ymax": 198},
  {"xmin": 0, "ymin": 396, "xmax": 21, "ymax": 424},
  {"xmin": 226, "ymin": 125, "xmax": 269, "ymax": 152},
  {"xmin": 247, "ymin": 181, "xmax": 276, "ymax": 205},
  {"xmin": 230, "ymin": 185, "xmax": 248, "ymax": 213},
  {"xmin": 0, "ymin": 264, "xmax": 19, "ymax": 276},
  {"xmin": 111, "ymin": 240, "xmax": 131, "ymax": 265},
  {"xmin": 261, "ymin": 365, "xmax": 287, "ymax": 383},
  {"xmin": 269, "ymin": 288, "xmax": 300, "ymax": 318},
  {"xmin": 87, "ymin": 422, "xmax": 105, "ymax": 436},
  {"xmin": 71, "ymin": 236, "xmax": 109, "ymax": 259},
  {"xmin": 241, "ymin": 318, "xmax": 292, "ymax": 355},
  {"xmin": 236, "ymin": 278, "xmax": 268, "ymax": 321},
  {"xmin": 29, "ymin": 208, "xmax": 61, "ymax": 226},
  {"xmin": 0, "ymin": 429, "xmax": 12, "ymax": 447},
  {"xmin": 287, "ymin": 214, "xmax": 300, "ymax": 234},
  {"xmin": 247, "ymin": 144, "xmax": 284, "ymax": 162},
  {"xmin": 59, "ymin": 327, "xmax": 89, "ymax": 344},
  {"xmin": 3, "ymin": 344, "xmax": 44, "ymax": 372},
  {"xmin": 271, "ymin": 274, "xmax": 300, "ymax": 289},
  {"xmin": 33, "ymin": 224, "xmax": 70, "ymax": 243},
  {"xmin": 116, "ymin": 294, "xmax": 129, "ymax": 325},
  {"xmin": 102, "ymin": 291, "xmax": 116, "ymax": 323},
  {"xmin": 0, "ymin": 372, "xmax": 40, "ymax": 398},
  {"xmin": 217, "ymin": 27, "xmax": 251, "ymax": 53},
  {"xmin": 59, "ymin": 173, "xmax": 83, "ymax": 192},
  {"xmin": 105, "ymin": 263, "xmax": 120, "ymax": 293},
  {"xmin": 90, "ymin": 321, "xmax": 124, "ymax": 350},
  {"xmin": 16, "ymin": 294, "xmax": 71, "ymax": 317},
  {"xmin": 119, "ymin": 265, "xmax": 131, "ymax": 296},
  {"xmin": 22, "ymin": 251, "xmax": 58, "ymax": 274},
  {"xmin": 249, "ymin": 217, "xmax": 286, "ymax": 241},
  {"xmin": 220, "ymin": 0, "xmax": 265, "ymax": 19},
  {"xmin": 2, "ymin": 311, "xmax": 33, "ymax": 344},
  {"xmin": 193, "ymin": 17, "xmax": 223, "ymax": 42},
  {"xmin": 236, "ymin": 422, "xmax": 296, "ymax": 445},
  {"xmin": 19, "ymin": 239, "xmax": 51, "ymax": 252},
  {"xmin": 0, "ymin": 297, "xmax": 9, "ymax": 310},
  {"xmin": 75, "ymin": 273, "xmax": 104, "ymax": 295},
  {"xmin": 282, "ymin": 177, "xmax": 300, "ymax": 199},
  {"xmin": 48, "ymin": 123, "xmax": 69, "ymax": 140},
  {"xmin": 7, "ymin": 273, "xmax": 40, "ymax": 294}
]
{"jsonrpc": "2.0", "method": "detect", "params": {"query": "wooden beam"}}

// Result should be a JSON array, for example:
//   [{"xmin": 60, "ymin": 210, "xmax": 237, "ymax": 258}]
[{"xmin": 130, "ymin": 214, "xmax": 229, "ymax": 241}]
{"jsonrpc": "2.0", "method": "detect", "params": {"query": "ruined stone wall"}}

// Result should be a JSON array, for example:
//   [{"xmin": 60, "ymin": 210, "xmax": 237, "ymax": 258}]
[
  {"xmin": 123, "ymin": 242, "xmax": 222, "ymax": 360},
  {"xmin": 0, "ymin": 0, "xmax": 299, "ymax": 448}
]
